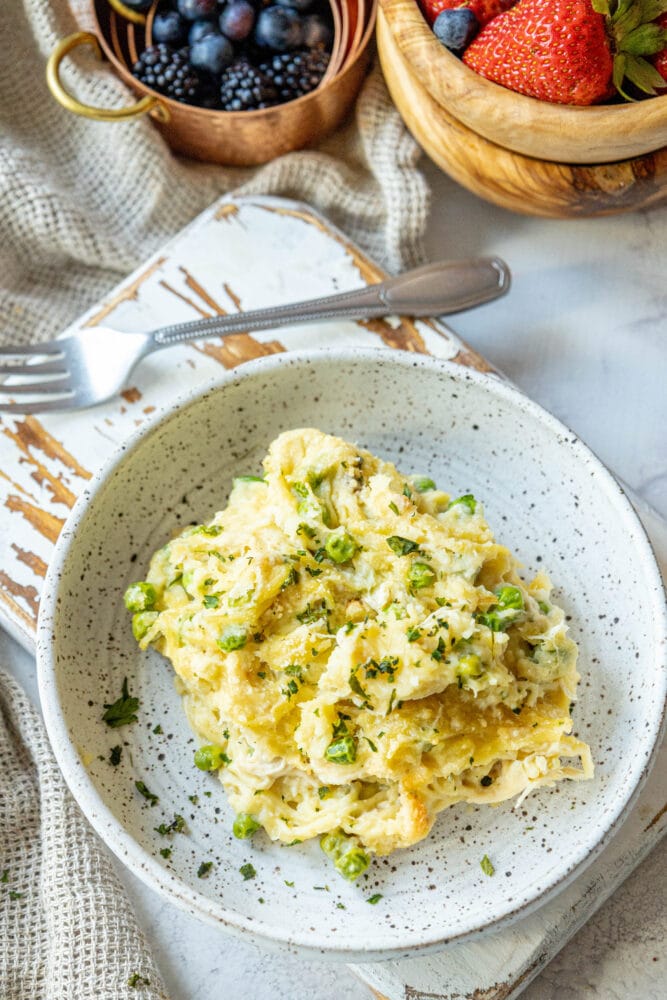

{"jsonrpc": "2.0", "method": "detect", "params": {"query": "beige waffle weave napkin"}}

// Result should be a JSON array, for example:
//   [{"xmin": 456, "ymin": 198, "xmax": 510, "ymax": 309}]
[{"xmin": 0, "ymin": 1, "xmax": 430, "ymax": 997}]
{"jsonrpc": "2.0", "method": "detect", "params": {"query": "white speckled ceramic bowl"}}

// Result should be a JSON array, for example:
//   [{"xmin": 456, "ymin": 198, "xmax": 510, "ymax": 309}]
[{"xmin": 37, "ymin": 348, "xmax": 667, "ymax": 961}]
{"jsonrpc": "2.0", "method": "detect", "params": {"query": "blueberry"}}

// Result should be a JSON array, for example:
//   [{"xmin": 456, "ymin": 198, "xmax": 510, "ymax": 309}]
[
  {"xmin": 219, "ymin": 1, "xmax": 256, "ymax": 42},
  {"xmin": 432, "ymin": 9, "xmax": 479, "ymax": 52},
  {"xmin": 177, "ymin": 0, "xmax": 218, "ymax": 21},
  {"xmin": 190, "ymin": 33, "xmax": 235, "ymax": 74},
  {"xmin": 152, "ymin": 11, "xmax": 189, "ymax": 46},
  {"xmin": 275, "ymin": 0, "xmax": 313, "ymax": 11},
  {"xmin": 189, "ymin": 19, "xmax": 219, "ymax": 45},
  {"xmin": 255, "ymin": 6, "xmax": 303, "ymax": 51},
  {"xmin": 301, "ymin": 13, "xmax": 333, "ymax": 49}
]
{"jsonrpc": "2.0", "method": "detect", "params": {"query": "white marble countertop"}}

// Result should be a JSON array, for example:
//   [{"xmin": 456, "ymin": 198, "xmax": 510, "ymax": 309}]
[{"xmin": 2, "ymin": 160, "xmax": 666, "ymax": 999}]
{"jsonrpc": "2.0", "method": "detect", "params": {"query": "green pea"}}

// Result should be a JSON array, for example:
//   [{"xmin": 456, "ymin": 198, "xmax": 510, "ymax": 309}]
[
  {"xmin": 233, "ymin": 813, "xmax": 261, "ymax": 839},
  {"xmin": 325, "ymin": 735, "xmax": 357, "ymax": 764},
  {"xmin": 217, "ymin": 624, "xmax": 247, "ymax": 652},
  {"xmin": 407, "ymin": 561, "xmax": 436, "ymax": 590},
  {"xmin": 412, "ymin": 477, "xmax": 436, "ymax": 492},
  {"xmin": 320, "ymin": 831, "xmax": 343, "ymax": 859},
  {"xmin": 336, "ymin": 848, "xmax": 370, "ymax": 881},
  {"xmin": 456, "ymin": 654, "xmax": 483, "ymax": 685},
  {"xmin": 447, "ymin": 494, "xmax": 477, "ymax": 514},
  {"xmin": 194, "ymin": 745, "xmax": 230, "ymax": 771},
  {"xmin": 496, "ymin": 585, "xmax": 524, "ymax": 610},
  {"xmin": 124, "ymin": 582, "xmax": 157, "ymax": 613},
  {"xmin": 132, "ymin": 611, "xmax": 158, "ymax": 641},
  {"xmin": 325, "ymin": 530, "xmax": 358, "ymax": 564}
]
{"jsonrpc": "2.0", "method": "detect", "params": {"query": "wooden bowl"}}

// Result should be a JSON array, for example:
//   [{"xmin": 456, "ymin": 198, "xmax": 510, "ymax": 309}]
[
  {"xmin": 379, "ymin": 0, "xmax": 667, "ymax": 165},
  {"xmin": 46, "ymin": 0, "xmax": 373, "ymax": 166},
  {"xmin": 377, "ymin": 6, "xmax": 667, "ymax": 218}
]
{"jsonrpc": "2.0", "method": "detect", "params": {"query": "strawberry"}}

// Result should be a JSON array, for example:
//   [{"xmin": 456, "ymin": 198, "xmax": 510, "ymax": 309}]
[
  {"xmin": 420, "ymin": 0, "xmax": 516, "ymax": 29},
  {"xmin": 463, "ymin": 0, "xmax": 667, "ymax": 106},
  {"xmin": 652, "ymin": 13, "xmax": 667, "ymax": 87}
]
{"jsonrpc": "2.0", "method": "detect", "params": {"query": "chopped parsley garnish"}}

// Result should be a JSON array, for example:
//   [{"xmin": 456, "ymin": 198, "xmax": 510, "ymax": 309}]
[
  {"xmin": 362, "ymin": 656, "xmax": 398, "ymax": 680},
  {"xmin": 325, "ymin": 736, "xmax": 357, "ymax": 765},
  {"xmin": 285, "ymin": 664, "xmax": 303, "ymax": 680},
  {"xmin": 135, "ymin": 781, "xmax": 159, "ymax": 806},
  {"xmin": 280, "ymin": 567, "xmax": 300, "ymax": 590},
  {"xmin": 480, "ymin": 854, "xmax": 495, "ymax": 877},
  {"xmin": 102, "ymin": 678, "xmax": 139, "ymax": 728},
  {"xmin": 297, "ymin": 522, "xmax": 317, "ymax": 538},
  {"xmin": 8, "ymin": 891, "xmax": 23, "ymax": 900},
  {"xmin": 284, "ymin": 879, "xmax": 295, "ymax": 887},
  {"xmin": 152, "ymin": 724, "xmax": 163, "ymax": 734},
  {"xmin": 240, "ymin": 863, "xmax": 256, "ymax": 881},
  {"xmin": 305, "ymin": 566, "xmax": 323, "ymax": 577},
  {"xmin": 349, "ymin": 670, "xmax": 372, "ymax": 705},
  {"xmin": 296, "ymin": 600, "xmax": 328, "ymax": 625},
  {"xmin": 109, "ymin": 745, "xmax": 122, "ymax": 766},
  {"xmin": 386, "ymin": 535, "xmax": 418, "ymax": 556},
  {"xmin": 197, "ymin": 861, "xmax": 213, "ymax": 878},
  {"xmin": 283, "ymin": 678, "xmax": 299, "ymax": 699},
  {"xmin": 367, "ymin": 893, "xmax": 383, "ymax": 904},
  {"xmin": 189, "ymin": 794, "xmax": 199, "ymax": 805},
  {"xmin": 402, "ymin": 484, "xmax": 412, "ymax": 498},
  {"xmin": 387, "ymin": 688, "xmax": 399, "ymax": 715},
  {"xmin": 159, "ymin": 847, "xmax": 172, "ymax": 859},
  {"xmin": 431, "ymin": 636, "xmax": 446, "ymax": 662},
  {"xmin": 363, "ymin": 737, "xmax": 378, "ymax": 752},
  {"xmin": 0, "ymin": 870, "xmax": 8, "ymax": 883},
  {"xmin": 154, "ymin": 814, "xmax": 186, "ymax": 836},
  {"xmin": 234, "ymin": 476, "xmax": 266, "ymax": 485},
  {"xmin": 406, "ymin": 627, "xmax": 421, "ymax": 642},
  {"xmin": 318, "ymin": 786, "xmax": 331, "ymax": 799},
  {"xmin": 203, "ymin": 595, "xmax": 220, "ymax": 609},
  {"xmin": 388, "ymin": 501, "xmax": 399, "ymax": 515}
]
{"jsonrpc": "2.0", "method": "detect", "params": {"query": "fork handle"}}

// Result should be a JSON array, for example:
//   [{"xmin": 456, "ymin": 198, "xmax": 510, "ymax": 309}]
[{"xmin": 149, "ymin": 258, "xmax": 510, "ymax": 348}]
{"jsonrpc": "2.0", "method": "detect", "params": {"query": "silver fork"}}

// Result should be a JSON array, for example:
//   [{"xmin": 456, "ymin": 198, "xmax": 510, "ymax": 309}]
[{"xmin": 0, "ymin": 258, "xmax": 510, "ymax": 414}]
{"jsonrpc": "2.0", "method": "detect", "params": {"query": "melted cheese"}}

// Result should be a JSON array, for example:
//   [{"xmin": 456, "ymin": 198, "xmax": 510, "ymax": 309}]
[{"xmin": 138, "ymin": 429, "xmax": 593, "ymax": 857}]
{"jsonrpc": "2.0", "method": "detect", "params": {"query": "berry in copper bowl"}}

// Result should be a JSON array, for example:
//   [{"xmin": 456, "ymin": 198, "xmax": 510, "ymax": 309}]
[{"xmin": 132, "ymin": 0, "xmax": 333, "ymax": 110}]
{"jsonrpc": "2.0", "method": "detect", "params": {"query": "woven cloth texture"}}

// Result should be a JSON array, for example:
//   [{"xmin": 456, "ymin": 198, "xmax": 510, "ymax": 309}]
[{"xmin": 0, "ymin": 1, "xmax": 430, "ymax": 997}]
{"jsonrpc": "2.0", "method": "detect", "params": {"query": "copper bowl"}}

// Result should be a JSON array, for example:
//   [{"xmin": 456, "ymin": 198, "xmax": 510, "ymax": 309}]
[{"xmin": 46, "ymin": 0, "xmax": 377, "ymax": 166}]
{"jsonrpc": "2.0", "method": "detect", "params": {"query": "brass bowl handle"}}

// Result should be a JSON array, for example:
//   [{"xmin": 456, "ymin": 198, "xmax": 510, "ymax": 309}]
[
  {"xmin": 46, "ymin": 32, "xmax": 169, "ymax": 123},
  {"xmin": 106, "ymin": 0, "xmax": 148, "ymax": 25}
]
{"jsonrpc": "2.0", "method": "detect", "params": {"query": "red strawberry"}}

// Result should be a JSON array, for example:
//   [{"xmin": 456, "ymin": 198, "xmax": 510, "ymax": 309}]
[
  {"xmin": 463, "ymin": 0, "xmax": 667, "ymax": 106},
  {"xmin": 420, "ymin": 0, "xmax": 516, "ymax": 29},
  {"xmin": 653, "ymin": 13, "xmax": 667, "ymax": 88}
]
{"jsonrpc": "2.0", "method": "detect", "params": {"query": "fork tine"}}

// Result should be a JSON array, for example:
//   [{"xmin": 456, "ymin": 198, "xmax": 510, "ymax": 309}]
[
  {"xmin": 0, "ymin": 341, "xmax": 65, "ymax": 357},
  {"xmin": 0, "ymin": 359, "xmax": 69, "ymax": 376},
  {"xmin": 0, "ymin": 378, "xmax": 72, "ymax": 396},
  {"xmin": 0, "ymin": 398, "xmax": 77, "ymax": 415}
]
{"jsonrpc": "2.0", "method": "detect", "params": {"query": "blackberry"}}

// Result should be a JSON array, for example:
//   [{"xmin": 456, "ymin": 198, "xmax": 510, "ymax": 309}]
[
  {"xmin": 133, "ymin": 44, "xmax": 201, "ymax": 104},
  {"xmin": 219, "ymin": 58, "xmax": 279, "ymax": 111},
  {"xmin": 260, "ymin": 47, "xmax": 329, "ymax": 102}
]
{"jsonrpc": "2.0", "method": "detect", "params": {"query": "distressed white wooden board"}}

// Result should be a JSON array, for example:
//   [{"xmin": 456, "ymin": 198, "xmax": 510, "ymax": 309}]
[
  {"xmin": 0, "ymin": 194, "xmax": 664, "ymax": 1000},
  {"xmin": 0, "ymin": 196, "xmax": 467, "ymax": 649}
]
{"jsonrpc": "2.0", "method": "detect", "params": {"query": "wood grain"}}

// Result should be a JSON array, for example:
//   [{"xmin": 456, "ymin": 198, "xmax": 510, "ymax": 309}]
[
  {"xmin": 379, "ymin": 0, "xmax": 667, "ymax": 166},
  {"xmin": 377, "ymin": 10, "xmax": 667, "ymax": 219}
]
